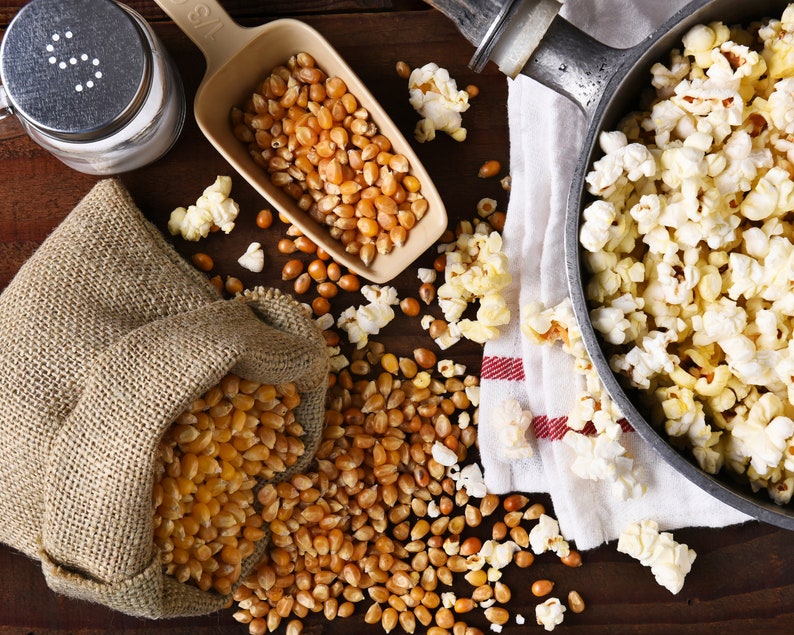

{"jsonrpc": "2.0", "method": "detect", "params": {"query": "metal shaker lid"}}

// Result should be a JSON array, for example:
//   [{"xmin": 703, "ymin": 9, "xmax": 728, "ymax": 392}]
[{"xmin": 0, "ymin": 0, "xmax": 150, "ymax": 141}]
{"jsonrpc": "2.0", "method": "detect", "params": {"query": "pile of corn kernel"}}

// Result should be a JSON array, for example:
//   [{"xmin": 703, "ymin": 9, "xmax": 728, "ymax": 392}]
[
  {"xmin": 232, "ymin": 52, "xmax": 429, "ymax": 268},
  {"xmin": 162, "ymin": 55, "xmax": 600, "ymax": 632},
  {"xmin": 229, "ymin": 342, "xmax": 585, "ymax": 635},
  {"xmin": 159, "ymin": 153, "xmax": 595, "ymax": 632},
  {"xmin": 152, "ymin": 375, "xmax": 305, "ymax": 595}
]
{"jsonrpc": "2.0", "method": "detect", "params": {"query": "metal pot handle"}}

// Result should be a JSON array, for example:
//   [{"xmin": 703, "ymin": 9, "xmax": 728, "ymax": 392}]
[
  {"xmin": 426, "ymin": 0, "xmax": 627, "ymax": 118},
  {"xmin": 524, "ymin": 16, "xmax": 629, "ymax": 119}
]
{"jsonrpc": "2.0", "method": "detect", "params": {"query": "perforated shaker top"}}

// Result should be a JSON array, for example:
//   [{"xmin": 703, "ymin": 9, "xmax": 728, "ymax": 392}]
[{"xmin": 0, "ymin": 0, "xmax": 150, "ymax": 140}]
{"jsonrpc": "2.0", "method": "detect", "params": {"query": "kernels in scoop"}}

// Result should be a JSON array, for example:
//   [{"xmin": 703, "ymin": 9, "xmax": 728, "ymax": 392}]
[{"xmin": 234, "ymin": 54, "xmax": 429, "ymax": 268}]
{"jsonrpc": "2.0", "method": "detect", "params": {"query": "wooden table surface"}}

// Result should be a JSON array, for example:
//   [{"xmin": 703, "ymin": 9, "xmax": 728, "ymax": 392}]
[{"xmin": 1, "ymin": 1, "xmax": 793, "ymax": 634}]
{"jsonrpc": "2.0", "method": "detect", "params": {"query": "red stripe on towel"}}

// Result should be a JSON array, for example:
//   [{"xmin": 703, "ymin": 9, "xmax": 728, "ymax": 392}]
[
  {"xmin": 481, "ymin": 355, "xmax": 635, "ymax": 439},
  {"xmin": 532, "ymin": 415, "xmax": 571, "ymax": 441},
  {"xmin": 481, "ymin": 356, "xmax": 525, "ymax": 381},
  {"xmin": 533, "ymin": 415, "xmax": 634, "ymax": 440}
]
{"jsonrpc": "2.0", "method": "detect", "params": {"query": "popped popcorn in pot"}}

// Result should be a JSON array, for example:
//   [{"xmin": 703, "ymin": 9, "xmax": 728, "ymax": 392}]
[{"xmin": 580, "ymin": 4, "xmax": 794, "ymax": 506}]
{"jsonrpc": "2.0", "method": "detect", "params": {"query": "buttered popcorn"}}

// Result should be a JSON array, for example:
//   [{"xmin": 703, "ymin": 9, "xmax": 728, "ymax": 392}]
[
  {"xmin": 580, "ymin": 4, "xmax": 794, "ymax": 505},
  {"xmin": 436, "ymin": 221, "xmax": 513, "ymax": 345}
]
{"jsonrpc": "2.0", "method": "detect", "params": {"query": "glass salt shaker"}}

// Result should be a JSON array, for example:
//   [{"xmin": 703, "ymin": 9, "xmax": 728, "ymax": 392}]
[{"xmin": 0, "ymin": 0, "xmax": 185, "ymax": 175}]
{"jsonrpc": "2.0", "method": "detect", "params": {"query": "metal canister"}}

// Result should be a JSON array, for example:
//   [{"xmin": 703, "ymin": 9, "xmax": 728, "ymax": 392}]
[{"xmin": 0, "ymin": 0, "xmax": 185, "ymax": 174}]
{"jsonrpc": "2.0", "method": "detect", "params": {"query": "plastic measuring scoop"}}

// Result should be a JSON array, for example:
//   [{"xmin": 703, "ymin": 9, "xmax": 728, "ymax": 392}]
[{"xmin": 153, "ymin": 0, "xmax": 447, "ymax": 283}]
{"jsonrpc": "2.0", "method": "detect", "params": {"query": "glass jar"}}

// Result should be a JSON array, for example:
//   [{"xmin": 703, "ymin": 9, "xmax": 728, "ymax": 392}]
[{"xmin": 0, "ymin": 0, "xmax": 185, "ymax": 175}]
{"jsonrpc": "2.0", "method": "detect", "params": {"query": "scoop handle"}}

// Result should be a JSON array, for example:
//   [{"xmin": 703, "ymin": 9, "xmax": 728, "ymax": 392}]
[{"xmin": 153, "ymin": 0, "xmax": 252, "ymax": 77}]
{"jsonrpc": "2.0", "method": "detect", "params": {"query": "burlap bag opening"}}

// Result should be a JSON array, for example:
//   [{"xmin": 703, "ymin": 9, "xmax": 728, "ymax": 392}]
[{"xmin": 0, "ymin": 179, "xmax": 329, "ymax": 618}]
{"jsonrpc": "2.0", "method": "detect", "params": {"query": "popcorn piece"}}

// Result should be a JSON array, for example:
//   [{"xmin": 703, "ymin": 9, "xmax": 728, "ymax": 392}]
[
  {"xmin": 417, "ymin": 267, "xmax": 437, "ymax": 284},
  {"xmin": 431, "ymin": 440, "xmax": 459, "ymax": 467},
  {"xmin": 457, "ymin": 319, "xmax": 502, "ymax": 344},
  {"xmin": 437, "ymin": 359, "xmax": 466, "ymax": 378},
  {"xmin": 563, "ymin": 431, "xmax": 645, "ymax": 500},
  {"xmin": 434, "ymin": 321, "xmax": 463, "ymax": 350},
  {"xmin": 493, "ymin": 398, "xmax": 534, "ymax": 460},
  {"xmin": 535, "ymin": 597, "xmax": 566, "ymax": 632},
  {"xmin": 730, "ymin": 393, "xmax": 794, "ymax": 482},
  {"xmin": 682, "ymin": 22, "xmax": 731, "ymax": 68},
  {"xmin": 465, "ymin": 554, "xmax": 485, "ymax": 571},
  {"xmin": 457, "ymin": 411, "xmax": 471, "ymax": 429},
  {"xmin": 580, "ymin": 200, "xmax": 618, "ymax": 253},
  {"xmin": 477, "ymin": 292, "xmax": 511, "ymax": 327},
  {"xmin": 328, "ymin": 352, "xmax": 349, "ymax": 373},
  {"xmin": 611, "ymin": 330, "xmax": 679, "ymax": 390},
  {"xmin": 336, "ymin": 284, "xmax": 399, "ymax": 348},
  {"xmin": 237, "ymin": 242, "xmax": 265, "ymax": 273},
  {"xmin": 450, "ymin": 462, "xmax": 487, "ymax": 498},
  {"xmin": 441, "ymin": 591, "xmax": 456, "ymax": 609},
  {"xmin": 760, "ymin": 7, "xmax": 794, "ymax": 79},
  {"xmin": 478, "ymin": 539, "xmax": 521, "ymax": 570},
  {"xmin": 651, "ymin": 51, "xmax": 691, "ymax": 99},
  {"xmin": 528, "ymin": 514, "xmax": 570, "ymax": 558},
  {"xmin": 585, "ymin": 134, "xmax": 657, "ymax": 198},
  {"xmin": 408, "ymin": 63, "xmax": 470, "ymax": 142},
  {"xmin": 477, "ymin": 197, "xmax": 498, "ymax": 217},
  {"xmin": 168, "ymin": 175, "xmax": 240, "ymax": 241},
  {"xmin": 521, "ymin": 299, "xmax": 579, "ymax": 355},
  {"xmin": 314, "ymin": 313, "xmax": 335, "ymax": 331},
  {"xmin": 446, "ymin": 539, "xmax": 463, "ymax": 557},
  {"xmin": 436, "ymin": 228, "xmax": 512, "ymax": 343},
  {"xmin": 741, "ymin": 166, "xmax": 794, "ymax": 222},
  {"xmin": 617, "ymin": 520, "xmax": 696, "ymax": 594},
  {"xmin": 170, "ymin": 205, "xmax": 213, "ymax": 242},
  {"xmin": 465, "ymin": 384, "xmax": 481, "ymax": 406}
]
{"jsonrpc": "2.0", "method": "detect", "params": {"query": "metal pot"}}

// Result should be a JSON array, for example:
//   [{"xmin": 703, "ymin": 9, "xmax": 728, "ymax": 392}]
[
  {"xmin": 558, "ymin": 0, "xmax": 794, "ymax": 530},
  {"xmin": 435, "ymin": 0, "xmax": 794, "ymax": 529}
]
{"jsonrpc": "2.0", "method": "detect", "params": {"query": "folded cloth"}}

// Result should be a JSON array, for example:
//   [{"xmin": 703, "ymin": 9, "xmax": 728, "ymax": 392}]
[{"xmin": 478, "ymin": 0, "xmax": 752, "ymax": 550}]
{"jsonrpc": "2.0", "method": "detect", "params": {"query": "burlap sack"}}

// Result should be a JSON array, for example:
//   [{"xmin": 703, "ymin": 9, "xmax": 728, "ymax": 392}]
[{"xmin": 0, "ymin": 179, "xmax": 329, "ymax": 618}]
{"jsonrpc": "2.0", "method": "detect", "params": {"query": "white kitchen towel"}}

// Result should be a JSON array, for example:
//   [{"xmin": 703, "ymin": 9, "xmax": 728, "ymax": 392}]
[{"xmin": 478, "ymin": 0, "xmax": 752, "ymax": 550}]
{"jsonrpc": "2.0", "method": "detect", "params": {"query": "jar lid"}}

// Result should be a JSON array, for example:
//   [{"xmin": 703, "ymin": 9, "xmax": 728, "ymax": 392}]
[{"xmin": 0, "ymin": 0, "xmax": 150, "ymax": 141}]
